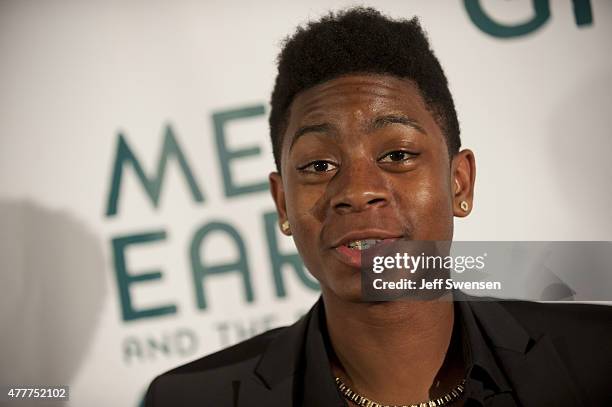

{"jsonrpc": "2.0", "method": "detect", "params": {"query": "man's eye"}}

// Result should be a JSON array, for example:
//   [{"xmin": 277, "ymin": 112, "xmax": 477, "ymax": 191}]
[
  {"xmin": 379, "ymin": 151, "xmax": 417, "ymax": 163},
  {"xmin": 299, "ymin": 160, "xmax": 338, "ymax": 173}
]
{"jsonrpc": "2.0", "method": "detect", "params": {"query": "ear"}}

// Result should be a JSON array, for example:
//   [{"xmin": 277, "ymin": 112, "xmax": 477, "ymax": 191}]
[
  {"xmin": 451, "ymin": 149, "xmax": 476, "ymax": 217},
  {"xmin": 269, "ymin": 172, "xmax": 291, "ymax": 235}
]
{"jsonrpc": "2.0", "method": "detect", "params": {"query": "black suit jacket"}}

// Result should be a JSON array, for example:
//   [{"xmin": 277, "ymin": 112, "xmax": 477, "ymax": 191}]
[{"xmin": 144, "ymin": 298, "xmax": 612, "ymax": 406}]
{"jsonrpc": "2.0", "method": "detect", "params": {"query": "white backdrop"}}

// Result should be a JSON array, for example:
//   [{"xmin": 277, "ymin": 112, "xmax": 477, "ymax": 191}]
[{"xmin": 1, "ymin": 1, "xmax": 611, "ymax": 406}]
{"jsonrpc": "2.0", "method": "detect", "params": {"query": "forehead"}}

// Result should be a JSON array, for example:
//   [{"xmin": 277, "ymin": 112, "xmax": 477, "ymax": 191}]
[{"xmin": 287, "ymin": 73, "xmax": 430, "ymax": 126}]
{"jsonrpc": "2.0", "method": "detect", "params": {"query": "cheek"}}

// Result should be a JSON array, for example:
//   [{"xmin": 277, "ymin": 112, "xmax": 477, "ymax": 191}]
[
  {"xmin": 285, "ymin": 183, "xmax": 307, "ymax": 219},
  {"xmin": 392, "ymin": 168, "xmax": 453, "ymax": 239},
  {"xmin": 418, "ymin": 173, "xmax": 453, "ymax": 209},
  {"xmin": 284, "ymin": 183, "xmax": 324, "ymax": 242},
  {"xmin": 284, "ymin": 168, "xmax": 332, "ymax": 215}
]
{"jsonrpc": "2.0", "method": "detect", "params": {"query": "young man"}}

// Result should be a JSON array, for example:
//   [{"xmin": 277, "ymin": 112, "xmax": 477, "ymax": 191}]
[{"xmin": 145, "ymin": 8, "xmax": 611, "ymax": 406}]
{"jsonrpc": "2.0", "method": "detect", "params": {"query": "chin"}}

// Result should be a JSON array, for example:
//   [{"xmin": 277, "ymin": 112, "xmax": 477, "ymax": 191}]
[
  {"xmin": 332, "ymin": 289, "xmax": 363, "ymax": 303},
  {"xmin": 324, "ymin": 270, "xmax": 364, "ymax": 303}
]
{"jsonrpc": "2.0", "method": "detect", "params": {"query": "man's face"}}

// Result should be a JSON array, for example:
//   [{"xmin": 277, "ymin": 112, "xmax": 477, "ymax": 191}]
[{"xmin": 269, "ymin": 74, "xmax": 474, "ymax": 301}]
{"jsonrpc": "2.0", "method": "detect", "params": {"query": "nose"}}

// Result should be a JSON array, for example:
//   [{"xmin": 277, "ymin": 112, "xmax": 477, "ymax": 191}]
[{"xmin": 329, "ymin": 160, "xmax": 391, "ymax": 214}]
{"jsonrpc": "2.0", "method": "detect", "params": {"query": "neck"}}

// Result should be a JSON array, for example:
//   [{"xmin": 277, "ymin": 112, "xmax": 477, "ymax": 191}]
[{"xmin": 322, "ymin": 289, "xmax": 459, "ymax": 404}]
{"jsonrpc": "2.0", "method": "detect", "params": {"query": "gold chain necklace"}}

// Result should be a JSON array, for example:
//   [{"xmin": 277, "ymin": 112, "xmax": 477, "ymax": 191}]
[{"xmin": 335, "ymin": 377, "xmax": 466, "ymax": 407}]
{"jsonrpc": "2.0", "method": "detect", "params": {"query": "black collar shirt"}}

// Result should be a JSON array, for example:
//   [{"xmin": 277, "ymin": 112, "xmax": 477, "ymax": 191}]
[
  {"xmin": 299, "ymin": 297, "xmax": 518, "ymax": 406},
  {"xmin": 147, "ymin": 291, "xmax": 603, "ymax": 406}
]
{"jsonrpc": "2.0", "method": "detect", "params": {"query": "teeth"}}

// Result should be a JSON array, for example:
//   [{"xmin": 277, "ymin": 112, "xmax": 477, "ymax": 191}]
[{"xmin": 346, "ymin": 239, "xmax": 383, "ymax": 250}]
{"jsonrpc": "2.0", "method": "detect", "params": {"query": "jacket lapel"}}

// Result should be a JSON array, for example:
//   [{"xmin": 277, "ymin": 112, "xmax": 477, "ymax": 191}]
[
  {"xmin": 469, "ymin": 301, "xmax": 585, "ymax": 407},
  {"xmin": 235, "ymin": 375, "xmax": 294, "ymax": 407},
  {"xmin": 234, "ymin": 303, "xmax": 314, "ymax": 406}
]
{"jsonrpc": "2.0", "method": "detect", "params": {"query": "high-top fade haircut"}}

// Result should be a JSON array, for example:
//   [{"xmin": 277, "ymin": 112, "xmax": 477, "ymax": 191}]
[{"xmin": 269, "ymin": 7, "xmax": 461, "ymax": 172}]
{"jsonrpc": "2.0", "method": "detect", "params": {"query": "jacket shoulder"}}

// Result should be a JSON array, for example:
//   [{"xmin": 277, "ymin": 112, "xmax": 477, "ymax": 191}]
[
  {"xmin": 500, "ymin": 301, "xmax": 612, "ymax": 382},
  {"xmin": 143, "ymin": 326, "xmax": 287, "ymax": 406},
  {"xmin": 498, "ymin": 301, "xmax": 612, "ymax": 337},
  {"xmin": 164, "ymin": 325, "xmax": 285, "ymax": 376}
]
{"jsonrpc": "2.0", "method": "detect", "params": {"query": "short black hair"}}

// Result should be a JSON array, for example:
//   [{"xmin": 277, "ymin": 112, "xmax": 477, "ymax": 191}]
[{"xmin": 269, "ymin": 7, "xmax": 461, "ymax": 172}]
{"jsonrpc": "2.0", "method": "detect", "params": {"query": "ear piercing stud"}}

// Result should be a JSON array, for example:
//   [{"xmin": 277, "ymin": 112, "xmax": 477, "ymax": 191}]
[
  {"xmin": 460, "ymin": 201, "xmax": 469, "ymax": 212},
  {"xmin": 280, "ymin": 220, "xmax": 291, "ymax": 233}
]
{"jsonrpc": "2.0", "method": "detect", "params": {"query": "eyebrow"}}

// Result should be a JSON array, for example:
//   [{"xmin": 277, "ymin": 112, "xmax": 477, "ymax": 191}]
[
  {"xmin": 294, "ymin": 123, "xmax": 333, "ymax": 139},
  {"xmin": 289, "ymin": 114, "xmax": 426, "ymax": 152},
  {"xmin": 372, "ymin": 114, "xmax": 426, "ymax": 134},
  {"xmin": 289, "ymin": 123, "xmax": 334, "ymax": 152}
]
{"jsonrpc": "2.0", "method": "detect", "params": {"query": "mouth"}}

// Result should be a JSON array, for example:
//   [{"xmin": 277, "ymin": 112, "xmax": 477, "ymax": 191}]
[
  {"xmin": 332, "ymin": 232, "xmax": 402, "ymax": 268},
  {"xmin": 344, "ymin": 239, "xmax": 388, "ymax": 250}
]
